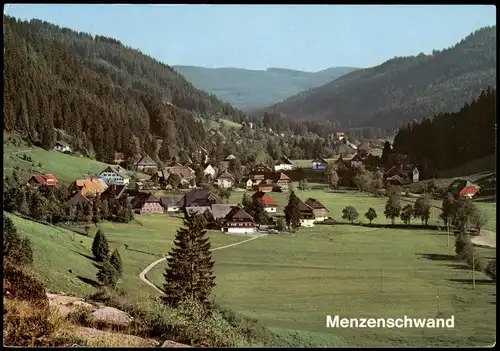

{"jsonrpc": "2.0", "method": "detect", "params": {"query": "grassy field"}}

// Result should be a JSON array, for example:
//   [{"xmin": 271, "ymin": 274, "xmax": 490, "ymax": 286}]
[
  {"xmin": 5, "ymin": 213, "xmax": 248, "ymax": 299},
  {"xmin": 147, "ymin": 224, "xmax": 496, "ymax": 347},
  {"xmin": 3, "ymin": 134, "xmax": 147, "ymax": 183},
  {"xmin": 197, "ymin": 118, "xmax": 242, "ymax": 130},
  {"xmin": 5, "ymin": 186, "xmax": 496, "ymax": 347},
  {"xmin": 229, "ymin": 185, "xmax": 496, "ymax": 232},
  {"xmin": 291, "ymin": 150, "xmax": 383, "ymax": 169}
]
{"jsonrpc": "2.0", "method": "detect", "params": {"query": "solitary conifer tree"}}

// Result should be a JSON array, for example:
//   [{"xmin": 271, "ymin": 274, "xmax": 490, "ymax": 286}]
[
  {"xmin": 109, "ymin": 248, "xmax": 123, "ymax": 277},
  {"xmin": 162, "ymin": 214, "xmax": 216, "ymax": 307},
  {"xmin": 97, "ymin": 259, "xmax": 119, "ymax": 288},
  {"xmin": 92, "ymin": 229, "xmax": 109, "ymax": 262},
  {"xmin": 284, "ymin": 190, "xmax": 301, "ymax": 231}
]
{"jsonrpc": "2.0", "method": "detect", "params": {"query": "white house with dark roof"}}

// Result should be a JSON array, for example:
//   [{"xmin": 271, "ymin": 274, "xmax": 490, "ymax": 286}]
[
  {"xmin": 274, "ymin": 156, "xmax": 294, "ymax": 171},
  {"xmin": 217, "ymin": 170, "xmax": 235, "ymax": 189},
  {"xmin": 100, "ymin": 165, "xmax": 130, "ymax": 185},
  {"xmin": 54, "ymin": 140, "xmax": 71, "ymax": 153},
  {"xmin": 134, "ymin": 155, "xmax": 158, "ymax": 173}
]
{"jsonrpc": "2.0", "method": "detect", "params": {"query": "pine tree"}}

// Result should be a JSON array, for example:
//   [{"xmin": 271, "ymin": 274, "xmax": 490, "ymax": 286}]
[
  {"xmin": 101, "ymin": 199, "xmax": 110, "ymax": 220},
  {"xmin": 284, "ymin": 190, "xmax": 301, "ymax": 231},
  {"xmin": 97, "ymin": 259, "xmax": 119, "ymax": 288},
  {"xmin": 241, "ymin": 193, "xmax": 252, "ymax": 209},
  {"xmin": 162, "ymin": 214, "xmax": 216, "ymax": 307},
  {"xmin": 92, "ymin": 229, "xmax": 109, "ymax": 262},
  {"xmin": 3, "ymin": 217, "xmax": 33, "ymax": 266},
  {"xmin": 251, "ymin": 197, "xmax": 268, "ymax": 225},
  {"xmin": 109, "ymin": 248, "xmax": 123, "ymax": 277}
]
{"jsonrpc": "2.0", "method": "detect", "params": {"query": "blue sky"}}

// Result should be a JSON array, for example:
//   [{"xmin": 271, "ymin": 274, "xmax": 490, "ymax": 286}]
[{"xmin": 4, "ymin": 4, "xmax": 496, "ymax": 72}]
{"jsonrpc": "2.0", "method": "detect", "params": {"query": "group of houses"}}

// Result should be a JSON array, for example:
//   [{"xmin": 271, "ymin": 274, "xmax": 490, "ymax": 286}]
[{"xmin": 243, "ymin": 162, "xmax": 293, "ymax": 192}]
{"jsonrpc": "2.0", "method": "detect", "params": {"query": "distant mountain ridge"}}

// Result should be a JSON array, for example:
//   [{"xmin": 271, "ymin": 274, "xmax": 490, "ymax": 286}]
[
  {"xmin": 172, "ymin": 65, "xmax": 359, "ymax": 110},
  {"xmin": 256, "ymin": 26, "xmax": 496, "ymax": 131}
]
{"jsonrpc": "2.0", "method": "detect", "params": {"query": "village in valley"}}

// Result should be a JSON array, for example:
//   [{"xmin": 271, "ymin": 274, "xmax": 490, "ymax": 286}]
[{"xmin": 24, "ymin": 130, "xmax": 482, "ymax": 236}]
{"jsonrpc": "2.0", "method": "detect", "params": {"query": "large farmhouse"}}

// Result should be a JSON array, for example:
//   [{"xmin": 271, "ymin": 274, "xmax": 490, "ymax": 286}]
[{"xmin": 221, "ymin": 206, "xmax": 257, "ymax": 234}]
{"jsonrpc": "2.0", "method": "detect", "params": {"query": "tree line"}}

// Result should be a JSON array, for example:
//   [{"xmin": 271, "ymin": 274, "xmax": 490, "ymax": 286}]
[{"xmin": 393, "ymin": 87, "xmax": 495, "ymax": 176}]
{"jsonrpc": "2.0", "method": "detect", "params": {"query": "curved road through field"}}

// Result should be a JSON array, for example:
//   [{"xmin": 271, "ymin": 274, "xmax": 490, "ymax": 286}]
[{"xmin": 139, "ymin": 234, "xmax": 264, "ymax": 294}]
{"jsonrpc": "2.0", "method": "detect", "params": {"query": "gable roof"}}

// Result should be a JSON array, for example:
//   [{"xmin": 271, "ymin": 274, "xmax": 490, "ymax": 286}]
[
  {"xmin": 224, "ymin": 206, "xmax": 254, "ymax": 222},
  {"xmin": 305, "ymin": 198, "xmax": 329, "ymax": 211},
  {"xmin": 386, "ymin": 174, "xmax": 404, "ymax": 183},
  {"xmin": 165, "ymin": 165, "xmax": 195, "ymax": 179},
  {"xmin": 184, "ymin": 188, "xmax": 223, "ymax": 207},
  {"xmin": 159, "ymin": 195, "xmax": 184, "ymax": 207},
  {"xmin": 448, "ymin": 179, "xmax": 481, "ymax": 193},
  {"xmin": 210, "ymin": 204, "xmax": 236, "ymax": 219},
  {"xmin": 217, "ymin": 170, "xmax": 234, "ymax": 180},
  {"xmin": 225, "ymin": 154, "xmax": 236, "ymax": 161},
  {"xmin": 273, "ymin": 172, "xmax": 291, "ymax": 182},
  {"xmin": 29, "ymin": 173, "xmax": 59, "ymax": 185},
  {"xmin": 55, "ymin": 140, "xmax": 70, "ymax": 147},
  {"xmin": 358, "ymin": 141, "xmax": 371, "ymax": 151},
  {"xmin": 75, "ymin": 178, "xmax": 108, "ymax": 196},
  {"xmin": 101, "ymin": 165, "xmax": 128, "ymax": 176},
  {"xmin": 100, "ymin": 184, "xmax": 128, "ymax": 200},
  {"xmin": 278, "ymin": 156, "xmax": 293, "ymax": 165},
  {"xmin": 66, "ymin": 191, "xmax": 92, "ymax": 206},
  {"xmin": 297, "ymin": 199, "xmax": 315, "ymax": 214},
  {"xmin": 252, "ymin": 191, "xmax": 279, "ymax": 206},
  {"xmin": 312, "ymin": 157, "xmax": 327, "ymax": 164},
  {"xmin": 136, "ymin": 155, "xmax": 157, "ymax": 166},
  {"xmin": 350, "ymin": 154, "xmax": 363, "ymax": 162},
  {"xmin": 131, "ymin": 192, "xmax": 161, "ymax": 209}
]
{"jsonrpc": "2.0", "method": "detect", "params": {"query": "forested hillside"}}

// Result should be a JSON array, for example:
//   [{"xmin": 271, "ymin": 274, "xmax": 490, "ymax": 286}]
[
  {"xmin": 258, "ymin": 26, "xmax": 496, "ymax": 131},
  {"xmin": 392, "ymin": 87, "xmax": 495, "ymax": 176},
  {"xmin": 3, "ymin": 16, "xmax": 244, "ymax": 164},
  {"xmin": 173, "ymin": 65, "xmax": 358, "ymax": 110}
]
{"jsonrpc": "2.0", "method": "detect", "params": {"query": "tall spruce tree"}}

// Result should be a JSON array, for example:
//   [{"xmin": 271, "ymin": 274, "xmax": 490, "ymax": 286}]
[
  {"xmin": 284, "ymin": 190, "xmax": 301, "ymax": 231},
  {"xmin": 97, "ymin": 259, "xmax": 119, "ymax": 288},
  {"xmin": 109, "ymin": 248, "xmax": 123, "ymax": 277},
  {"xmin": 92, "ymin": 229, "xmax": 110, "ymax": 262},
  {"xmin": 162, "ymin": 214, "xmax": 216, "ymax": 307}
]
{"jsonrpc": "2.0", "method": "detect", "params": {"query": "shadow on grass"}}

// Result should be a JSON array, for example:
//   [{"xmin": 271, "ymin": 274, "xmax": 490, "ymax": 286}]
[
  {"xmin": 448, "ymin": 278, "xmax": 495, "ymax": 285},
  {"xmin": 71, "ymin": 250, "xmax": 98, "ymax": 262},
  {"xmin": 417, "ymin": 253, "xmax": 457, "ymax": 261},
  {"xmin": 447, "ymin": 263, "xmax": 471, "ymax": 271},
  {"xmin": 76, "ymin": 276, "xmax": 101, "ymax": 288}
]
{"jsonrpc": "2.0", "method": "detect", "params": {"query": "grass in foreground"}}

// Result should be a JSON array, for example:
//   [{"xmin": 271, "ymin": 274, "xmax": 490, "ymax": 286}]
[
  {"xmin": 146, "ymin": 224, "xmax": 496, "ymax": 347},
  {"xmin": 5, "ymin": 213, "xmax": 250, "ymax": 299}
]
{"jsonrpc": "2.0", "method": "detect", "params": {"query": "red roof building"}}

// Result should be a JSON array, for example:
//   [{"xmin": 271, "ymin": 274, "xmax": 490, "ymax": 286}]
[
  {"xmin": 27, "ymin": 174, "xmax": 60, "ymax": 186},
  {"xmin": 252, "ymin": 191, "xmax": 279, "ymax": 212}
]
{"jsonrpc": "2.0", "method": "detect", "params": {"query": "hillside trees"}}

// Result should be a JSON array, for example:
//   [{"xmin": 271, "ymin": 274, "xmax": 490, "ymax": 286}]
[
  {"xmin": 3, "ymin": 16, "xmax": 244, "ymax": 164},
  {"xmin": 163, "ymin": 215, "xmax": 216, "ymax": 307},
  {"xmin": 260, "ymin": 26, "xmax": 496, "ymax": 132},
  {"xmin": 393, "ymin": 88, "xmax": 495, "ymax": 173}
]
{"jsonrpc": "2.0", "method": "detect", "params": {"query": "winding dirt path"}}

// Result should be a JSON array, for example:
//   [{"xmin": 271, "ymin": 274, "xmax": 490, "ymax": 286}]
[
  {"xmin": 471, "ymin": 229, "xmax": 496, "ymax": 248},
  {"xmin": 139, "ymin": 235, "xmax": 264, "ymax": 294}
]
